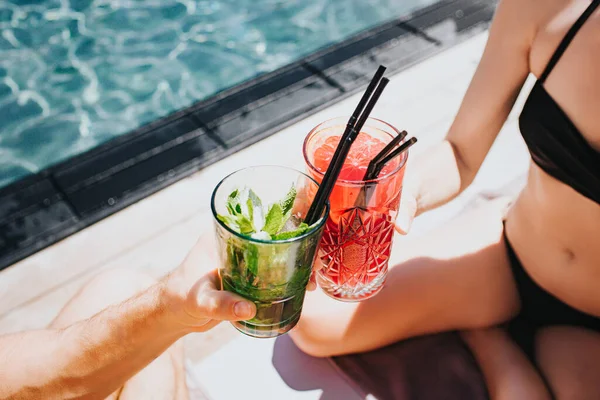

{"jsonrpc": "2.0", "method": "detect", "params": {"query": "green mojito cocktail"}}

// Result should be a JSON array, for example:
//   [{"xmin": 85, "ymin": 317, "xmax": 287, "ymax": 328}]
[{"xmin": 211, "ymin": 166, "xmax": 328, "ymax": 338}]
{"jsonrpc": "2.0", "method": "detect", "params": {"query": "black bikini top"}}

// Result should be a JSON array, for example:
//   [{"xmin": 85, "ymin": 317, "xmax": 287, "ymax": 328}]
[{"xmin": 519, "ymin": 0, "xmax": 600, "ymax": 205}]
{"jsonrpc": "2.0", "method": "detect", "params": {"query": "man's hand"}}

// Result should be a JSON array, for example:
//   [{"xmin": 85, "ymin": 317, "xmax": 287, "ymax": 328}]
[
  {"xmin": 0, "ymin": 232, "xmax": 257, "ymax": 400},
  {"xmin": 163, "ymin": 234, "xmax": 257, "ymax": 332}
]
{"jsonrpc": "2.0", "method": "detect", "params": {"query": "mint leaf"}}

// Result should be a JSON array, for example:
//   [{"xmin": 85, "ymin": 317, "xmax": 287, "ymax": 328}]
[
  {"xmin": 248, "ymin": 189, "xmax": 262, "ymax": 209},
  {"xmin": 246, "ymin": 197, "xmax": 254, "ymax": 223},
  {"xmin": 217, "ymin": 212, "xmax": 255, "ymax": 235},
  {"xmin": 237, "ymin": 188, "xmax": 253, "ymax": 228},
  {"xmin": 227, "ymin": 189, "xmax": 241, "ymax": 215},
  {"xmin": 261, "ymin": 184, "xmax": 297, "ymax": 237},
  {"xmin": 286, "ymin": 262, "xmax": 312, "ymax": 293},
  {"xmin": 217, "ymin": 214, "xmax": 240, "ymax": 232},
  {"xmin": 280, "ymin": 185, "xmax": 297, "ymax": 215},
  {"xmin": 226, "ymin": 203, "xmax": 236, "ymax": 215},
  {"xmin": 224, "ymin": 188, "xmax": 258, "ymax": 235},
  {"xmin": 247, "ymin": 189, "xmax": 263, "ymax": 230},
  {"xmin": 273, "ymin": 222, "xmax": 310, "ymax": 240},
  {"xmin": 222, "ymin": 186, "xmax": 301, "ymax": 238},
  {"xmin": 243, "ymin": 243, "xmax": 259, "ymax": 276},
  {"xmin": 236, "ymin": 214, "xmax": 255, "ymax": 234},
  {"xmin": 225, "ymin": 240, "xmax": 243, "ymax": 276},
  {"xmin": 262, "ymin": 203, "xmax": 285, "ymax": 235}
]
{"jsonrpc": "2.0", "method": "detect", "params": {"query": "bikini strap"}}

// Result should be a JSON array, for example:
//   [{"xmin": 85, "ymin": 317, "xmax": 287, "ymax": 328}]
[{"xmin": 539, "ymin": 0, "xmax": 600, "ymax": 83}]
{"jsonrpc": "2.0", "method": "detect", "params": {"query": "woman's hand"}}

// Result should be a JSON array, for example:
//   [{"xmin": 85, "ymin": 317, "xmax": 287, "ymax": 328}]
[
  {"xmin": 395, "ymin": 184, "xmax": 418, "ymax": 235},
  {"xmin": 306, "ymin": 257, "xmax": 324, "ymax": 291},
  {"xmin": 163, "ymin": 235, "xmax": 257, "ymax": 332}
]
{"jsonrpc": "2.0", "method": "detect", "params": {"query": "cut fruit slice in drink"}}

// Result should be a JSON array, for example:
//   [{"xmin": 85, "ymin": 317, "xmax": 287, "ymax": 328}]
[{"xmin": 312, "ymin": 132, "xmax": 400, "ymax": 182}]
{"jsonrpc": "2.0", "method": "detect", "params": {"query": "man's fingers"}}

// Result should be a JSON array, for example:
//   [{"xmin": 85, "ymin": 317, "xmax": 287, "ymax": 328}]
[
  {"xmin": 199, "ymin": 268, "xmax": 222, "ymax": 289},
  {"xmin": 181, "ymin": 270, "xmax": 255, "ymax": 330},
  {"xmin": 195, "ymin": 289, "xmax": 256, "ymax": 321}
]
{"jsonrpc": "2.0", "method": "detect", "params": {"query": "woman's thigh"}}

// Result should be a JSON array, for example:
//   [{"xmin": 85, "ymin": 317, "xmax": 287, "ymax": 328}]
[
  {"xmin": 462, "ymin": 328, "xmax": 551, "ymax": 400},
  {"xmin": 293, "ymin": 199, "xmax": 522, "ymax": 356},
  {"xmin": 536, "ymin": 326, "xmax": 600, "ymax": 400}
]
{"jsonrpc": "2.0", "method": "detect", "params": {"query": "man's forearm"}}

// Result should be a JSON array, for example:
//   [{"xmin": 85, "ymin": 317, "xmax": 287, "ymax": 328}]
[{"xmin": 0, "ymin": 281, "xmax": 187, "ymax": 399}]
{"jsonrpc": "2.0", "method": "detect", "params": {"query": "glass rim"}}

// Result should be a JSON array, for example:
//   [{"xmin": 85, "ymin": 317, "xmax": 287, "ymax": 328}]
[
  {"xmin": 303, "ymin": 116, "xmax": 409, "ymax": 185},
  {"xmin": 210, "ymin": 165, "xmax": 330, "ymax": 244}
]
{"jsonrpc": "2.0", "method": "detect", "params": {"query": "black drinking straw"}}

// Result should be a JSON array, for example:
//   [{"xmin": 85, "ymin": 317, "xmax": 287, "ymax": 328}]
[
  {"xmin": 324, "ymin": 66, "xmax": 386, "ymax": 183},
  {"xmin": 363, "ymin": 130, "xmax": 407, "ymax": 181},
  {"xmin": 355, "ymin": 136, "xmax": 417, "ymax": 208},
  {"xmin": 348, "ymin": 66, "xmax": 386, "ymax": 130},
  {"xmin": 305, "ymin": 77, "xmax": 390, "ymax": 225},
  {"xmin": 370, "ymin": 137, "xmax": 417, "ymax": 178}
]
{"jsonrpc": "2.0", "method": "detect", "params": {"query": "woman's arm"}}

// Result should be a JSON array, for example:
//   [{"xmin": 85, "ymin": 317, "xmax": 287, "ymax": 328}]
[
  {"xmin": 397, "ymin": 0, "xmax": 536, "ymax": 232},
  {"xmin": 0, "ymin": 241, "xmax": 255, "ymax": 399}
]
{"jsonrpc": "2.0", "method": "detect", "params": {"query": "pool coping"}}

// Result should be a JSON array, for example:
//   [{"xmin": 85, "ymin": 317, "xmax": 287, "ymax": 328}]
[{"xmin": 0, "ymin": 0, "xmax": 498, "ymax": 271}]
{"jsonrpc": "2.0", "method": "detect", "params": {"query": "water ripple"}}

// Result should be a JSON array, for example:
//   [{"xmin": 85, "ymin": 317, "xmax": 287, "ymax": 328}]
[{"xmin": 0, "ymin": 0, "xmax": 433, "ymax": 187}]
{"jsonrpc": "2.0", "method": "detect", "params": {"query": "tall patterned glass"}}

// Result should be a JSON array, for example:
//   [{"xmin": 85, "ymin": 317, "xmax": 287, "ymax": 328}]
[{"xmin": 303, "ymin": 117, "xmax": 408, "ymax": 301}]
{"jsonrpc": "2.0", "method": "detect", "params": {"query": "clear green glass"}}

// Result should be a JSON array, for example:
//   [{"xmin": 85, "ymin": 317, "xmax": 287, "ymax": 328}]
[{"xmin": 211, "ymin": 166, "xmax": 328, "ymax": 338}]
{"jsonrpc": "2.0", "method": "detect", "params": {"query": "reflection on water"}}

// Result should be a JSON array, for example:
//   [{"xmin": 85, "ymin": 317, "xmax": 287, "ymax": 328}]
[{"xmin": 0, "ymin": 0, "xmax": 432, "ymax": 188}]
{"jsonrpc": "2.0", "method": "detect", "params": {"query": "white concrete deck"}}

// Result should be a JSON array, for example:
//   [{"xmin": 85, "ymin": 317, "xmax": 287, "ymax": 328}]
[{"xmin": 0, "ymin": 31, "xmax": 533, "ymax": 399}]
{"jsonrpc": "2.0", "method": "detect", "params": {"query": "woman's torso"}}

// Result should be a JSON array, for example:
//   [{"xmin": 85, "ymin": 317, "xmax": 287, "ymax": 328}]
[{"xmin": 505, "ymin": 0, "xmax": 600, "ymax": 316}]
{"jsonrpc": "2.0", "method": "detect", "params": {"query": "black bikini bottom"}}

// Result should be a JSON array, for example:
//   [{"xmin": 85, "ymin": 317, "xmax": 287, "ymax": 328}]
[{"xmin": 504, "ymin": 228, "xmax": 600, "ymax": 362}]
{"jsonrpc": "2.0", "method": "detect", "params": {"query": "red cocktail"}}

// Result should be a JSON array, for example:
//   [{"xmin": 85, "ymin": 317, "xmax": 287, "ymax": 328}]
[{"xmin": 303, "ymin": 117, "xmax": 407, "ymax": 301}]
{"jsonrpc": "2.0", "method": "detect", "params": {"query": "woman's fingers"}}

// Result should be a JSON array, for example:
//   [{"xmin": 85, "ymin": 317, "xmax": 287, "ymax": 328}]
[
  {"xmin": 395, "ymin": 191, "xmax": 417, "ymax": 235},
  {"xmin": 312, "ymin": 256, "xmax": 325, "ymax": 273},
  {"xmin": 306, "ymin": 256, "xmax": 325, "ymax": 291}
]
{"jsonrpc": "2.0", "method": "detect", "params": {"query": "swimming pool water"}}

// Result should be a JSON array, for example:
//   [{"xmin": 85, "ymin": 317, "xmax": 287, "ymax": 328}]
[{"xmin": 0, "ymin": 0, "xmax": 435, "ymax": 188}]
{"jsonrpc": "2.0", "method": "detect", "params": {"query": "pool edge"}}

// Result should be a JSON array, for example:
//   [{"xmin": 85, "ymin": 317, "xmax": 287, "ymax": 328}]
[{"xmin": 0, "ymin": 0, "xmax": 498, "ymax": 271}]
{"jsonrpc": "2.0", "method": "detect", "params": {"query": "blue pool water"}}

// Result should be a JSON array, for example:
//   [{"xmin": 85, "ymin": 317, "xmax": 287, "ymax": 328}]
[{"xmin": 0, "ymin": 0, "xmax": 434, "ymax": 188}]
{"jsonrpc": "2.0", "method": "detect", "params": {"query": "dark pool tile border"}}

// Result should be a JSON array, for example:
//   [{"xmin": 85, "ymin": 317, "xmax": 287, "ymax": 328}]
[
  {"xmin": 0, "ymin": 178, "xmax": 79, "ymax": 265},
  {"xmin": 0, "ymin": 0, "xmax": 498, "ymax": 271}
]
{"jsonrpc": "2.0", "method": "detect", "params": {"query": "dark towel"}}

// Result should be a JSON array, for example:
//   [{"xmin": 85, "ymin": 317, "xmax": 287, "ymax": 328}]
[{"xmin": 331, "ymin": 332, "xmax": 489, "ymax": 400}]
